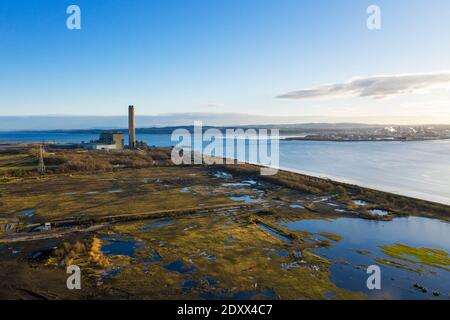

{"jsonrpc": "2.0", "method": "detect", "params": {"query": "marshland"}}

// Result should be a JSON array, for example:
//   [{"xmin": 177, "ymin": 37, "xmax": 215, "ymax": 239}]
[{"xmin": 0, "ymin": 144, "xmax": 449, "ymax": 300}]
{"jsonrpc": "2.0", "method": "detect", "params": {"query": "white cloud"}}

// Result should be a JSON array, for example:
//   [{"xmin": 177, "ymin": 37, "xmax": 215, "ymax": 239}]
[{"xmin": 277, "ymin": 71, "xmax": 450, "ymax": 100}]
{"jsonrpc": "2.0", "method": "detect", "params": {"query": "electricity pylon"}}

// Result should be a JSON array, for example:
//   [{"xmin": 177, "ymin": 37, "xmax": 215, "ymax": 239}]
[{"xmin": 38, "ymin": 144, "xmax": 46, "ymax": 175}]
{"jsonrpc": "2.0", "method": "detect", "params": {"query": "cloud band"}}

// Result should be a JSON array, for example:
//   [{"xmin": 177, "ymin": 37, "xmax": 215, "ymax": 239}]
[{"xmin": 277, "ymin": 72, "xmax": 450, "ymax": 100}]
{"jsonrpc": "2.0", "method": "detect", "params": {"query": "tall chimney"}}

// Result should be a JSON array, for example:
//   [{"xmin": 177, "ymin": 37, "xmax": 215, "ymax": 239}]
[{"xmin": 128, "ymin": 105, "xmax": 136, "ymax": 149}]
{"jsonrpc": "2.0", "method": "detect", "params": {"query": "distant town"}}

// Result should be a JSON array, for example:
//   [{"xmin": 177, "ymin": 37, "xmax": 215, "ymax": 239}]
[{"xmin": 282, "ymin": 125, "xmax": 450, "ymax": 142}]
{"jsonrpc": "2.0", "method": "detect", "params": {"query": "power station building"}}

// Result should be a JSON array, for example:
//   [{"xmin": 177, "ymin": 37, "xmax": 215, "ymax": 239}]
[
  {"xmin": 82, "ymin": 105, "xmax": 140, "ymax": 150},
  {"xmin": 99, "ymin": 131, "xmax": 125, "ymax": 149},
  {"xmin": 83, "ymin": 131, "xmax": 124, "ymax": 150}
]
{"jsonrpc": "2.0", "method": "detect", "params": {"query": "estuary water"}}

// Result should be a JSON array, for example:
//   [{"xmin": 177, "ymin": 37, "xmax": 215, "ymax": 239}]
[
  {"xmin": 279, "ymin": 217, "xmax": 450, "ymax": 299},
  {"xmin": 279, "ymin": 139, "xmax": 450, "ymax": 205},
  {"xmin": 1, "ymin": 131, "xmax": 450, "ymax": 205}
]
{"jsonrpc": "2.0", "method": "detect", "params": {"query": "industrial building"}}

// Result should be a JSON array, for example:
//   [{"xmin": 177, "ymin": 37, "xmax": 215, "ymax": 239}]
[
  {"xmin": 81, "ymin": 105, "xmax": 140, "ymax": 150},
  {"xmin": 82, "ymin": 131, "xmax": 125, "ymax": 150},
  {"xmin": 99, "ymin": 131, "xmax": 125, "ymax": 149}
]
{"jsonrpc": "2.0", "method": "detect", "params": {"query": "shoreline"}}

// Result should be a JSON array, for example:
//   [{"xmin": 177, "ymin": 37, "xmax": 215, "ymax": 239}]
[
  {"xmin": 1, "ymin": 140, "xmax": 450, "ymax": 208},
  {"xmin": 283, "ymin": 137, "xmax": 450, "ymax": 142},
  {"xmin": 276, "ymin": 165, "xmax": 450, "ymax": 206}
]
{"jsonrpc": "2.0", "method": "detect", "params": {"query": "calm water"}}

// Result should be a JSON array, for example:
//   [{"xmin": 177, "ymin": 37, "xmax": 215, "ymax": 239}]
[
  {"xmin": 280, "ymin": 140, "xmax": 450, "ymax": 205},
  {"xmin": 100, "ymin": 235, "xmax": 140, "ymax": 257},
  {"xmin": 279, "ymin": 217, "xmax": 450, "ymax": 300},
  {"xmin": 0, "ymin": 132, "xmax": 175, "ymax": 146},
  {"xmin": 1, "ymin": 132, "xmax": 450, "ymax": 204}
]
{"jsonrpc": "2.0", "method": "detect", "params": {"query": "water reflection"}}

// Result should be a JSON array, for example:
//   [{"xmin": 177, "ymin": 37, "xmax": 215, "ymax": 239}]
[{"xmin": 279, "ymin": 217, "xmax": 450, "ymax": 299}]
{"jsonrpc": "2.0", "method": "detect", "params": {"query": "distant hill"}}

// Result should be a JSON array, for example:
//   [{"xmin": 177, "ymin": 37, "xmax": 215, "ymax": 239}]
[{"xmin": 1, "ymin": 114, "xmax": 449, "ymax": 132}]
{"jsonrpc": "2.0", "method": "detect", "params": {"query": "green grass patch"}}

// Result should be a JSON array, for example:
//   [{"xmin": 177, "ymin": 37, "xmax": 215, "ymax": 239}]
[{"xmin": 379, "ymin": 244, "xmax": 450, "ymax": 271}]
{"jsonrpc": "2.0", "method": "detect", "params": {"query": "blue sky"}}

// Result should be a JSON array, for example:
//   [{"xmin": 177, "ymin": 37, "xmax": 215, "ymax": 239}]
[{"xmin": 1, "ymin": 0, "xmax": 450, "ymax": 124}]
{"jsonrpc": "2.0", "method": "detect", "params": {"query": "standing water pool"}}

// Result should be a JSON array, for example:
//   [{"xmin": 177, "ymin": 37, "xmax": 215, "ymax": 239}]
[{"xmin": 279, "ymin": 216, "xmax": 450, "ymax": 299}]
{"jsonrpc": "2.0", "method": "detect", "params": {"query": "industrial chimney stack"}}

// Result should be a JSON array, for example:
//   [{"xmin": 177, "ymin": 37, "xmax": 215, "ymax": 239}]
[{"xmin": 128, "ymin": 105, "xmax": 136, "ymax": 149}]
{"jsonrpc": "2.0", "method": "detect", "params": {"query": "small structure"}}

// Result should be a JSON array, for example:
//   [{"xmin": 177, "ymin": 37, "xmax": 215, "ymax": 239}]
[
  {"xmin": 98, "ymin": 131, "xmax": 125, "ymax": 149},
  {"xmin": 82, "ymin": 131, "xmax": 124, "ymax": 150}
]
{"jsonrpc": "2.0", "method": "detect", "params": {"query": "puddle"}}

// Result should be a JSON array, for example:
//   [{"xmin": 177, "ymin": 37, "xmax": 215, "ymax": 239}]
[
  {"xmin": 64, "ymin": 192, "xmax": 78, "ymax": 196},
  {"xmin": 313, "ymin": 197, "xmax": 330, "ymax": 203},
  {"xmin": 281, "ymin": 261, "xmax": 306, "ymax": 270},
  {"xmin": 164, "ymin": 260, "xmax": 196, "ymax": 274},
  {"xmin": 108, "ymin": 189, "xmax": 124, "ymax": 193},
  {"xmin": 180, "ymin": 187, "xmax": 190, "ymax": 193},
  {"xmin": 353, "ymin": 200, "xmax": 369, "ymax": 206},
  {"xmin": 29, "ymin": 248, "xmax": 54, "ymax": 262},
  {"xmin": 102, "ymin": 267, "xmax": 122, "ymax": 279},
  {"xmin": 326, "ymin": 201, "xmax": 340, "ymax": 207},
  {"xmin": 229, "ymin": 196, "xmax": 261, "ymax": 203},
  {"xmin": 213, "ymin": 171, "xmax": 233, "ymax": 179},
  {"xmin": 19, "ymin": 209, "xmax": 36, "ymax": 218},
  {"xmin": 32, "ymin": 224, "xmax": 51, "ymax": 232},
  {"xmin": 257, "ymin": 223, "xmax": 292, "ymax": 243},
  {"xmin": 223, "ymin": 235, "xmax": 236, "ymax": 246},
  {"xmin": 183, "ymin": 225, "xmax": 197, "ymax": 231},
  {"xmin": 222, "ymin": 180, "xmax": 257, "ymax": 187},
  {"xmin": 293, "ymin": 250, "xmax": 303, "ymax": 259},
  {"xmin": 142, "ymin": 220, "xmax": 175, "ymax": 231},
  {"xmin": 223, "ymin": 221, "xmax": 235, "ymax": 227},
  {"xmin": 86, "ymin": 191, "xmax": 99, "ymax": 195},
  {"xmin": 264, "ymin": 247, "xmax": 293, "ymax": 258},
  {"xmin": 101, "ymin": 236, "xmax": 139, "ymax": 257},
  {"xmin": 182, "ymin": 279, "xmax": 199, "ymax": 292},
  {"xmin": 278, "ymin": 249, "xmax": 289, "ymax": 257},
  {"xmin": 289, "ymin": 204, "xmax": 304, "ymax": 209},
  {"xmin": 222, "ymin": 182, "xmax": 249, "ymax": 187},
  {"xmin": 205, "ymin": 276, "xmax": 218, "ymax": 287},
  {"xmin": 368, "ymin": 209, "xmax": 389, "ymax": 216}
]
